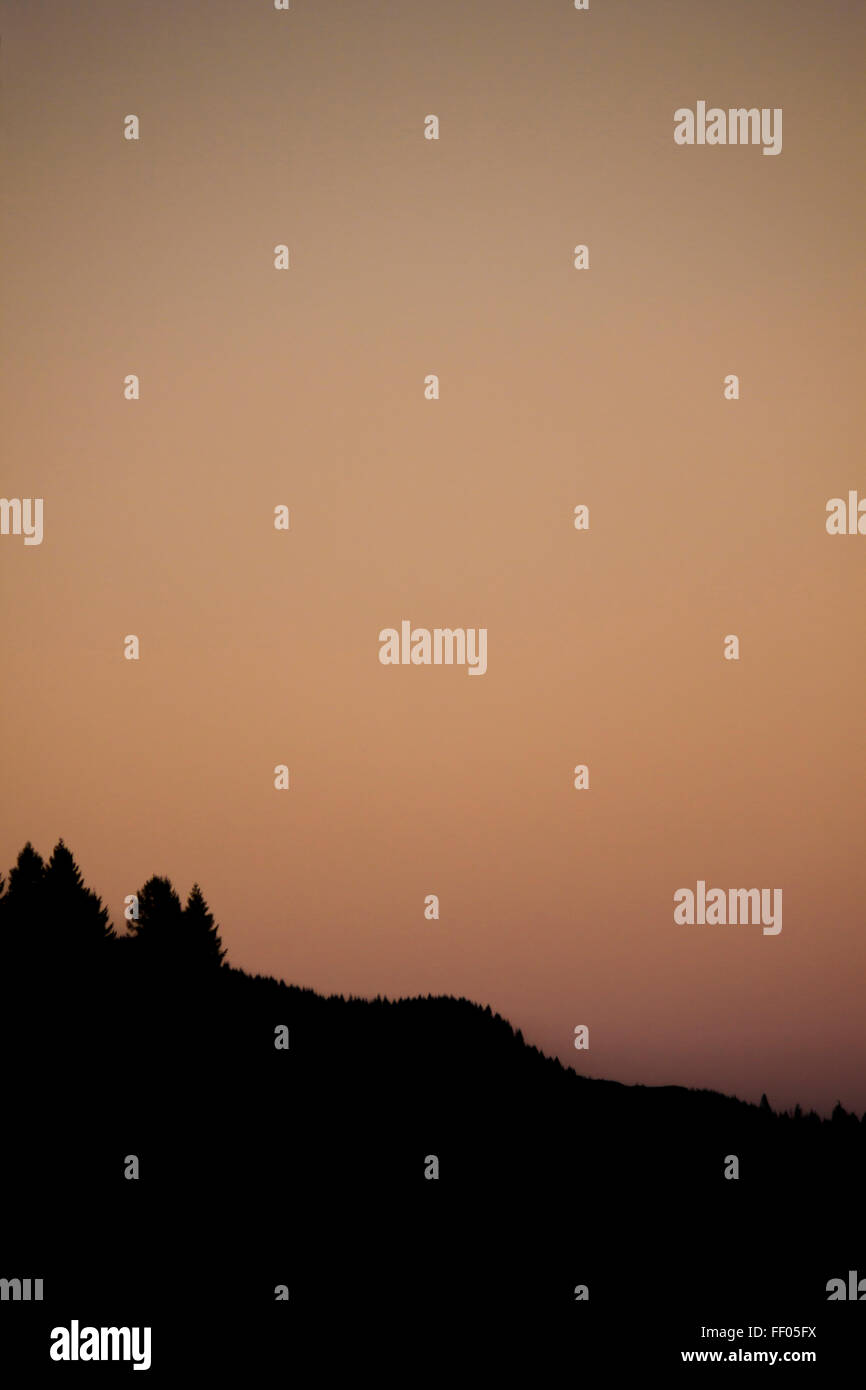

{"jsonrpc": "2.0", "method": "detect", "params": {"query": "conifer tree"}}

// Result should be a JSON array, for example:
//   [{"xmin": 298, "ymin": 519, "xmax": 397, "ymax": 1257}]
[
  {"xmin": 0, "ymin": 842, "xmax": 47, "ymax": 960},
  {"xmin": 129, "ymin": 875, "xmax": 183, "ymax": 958},
  {"xmin": 44, "ymin": 839, "xmax": 114, "ymax": 953},
  {"xmin": 181, "ymin": 883, "xmax": 226, "ymax": 970}
]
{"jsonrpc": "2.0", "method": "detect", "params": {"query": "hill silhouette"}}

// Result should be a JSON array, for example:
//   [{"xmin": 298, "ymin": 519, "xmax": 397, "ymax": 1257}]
[{"xmin": 1, "ymin": 839, "xmax": 863, "ymax": 1371}]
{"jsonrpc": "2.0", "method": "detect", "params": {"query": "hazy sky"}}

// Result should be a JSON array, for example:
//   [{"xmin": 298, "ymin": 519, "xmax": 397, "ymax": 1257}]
[{"xmin": 2, "ymin": 0, "xmax": 864, "ymax": 1114}]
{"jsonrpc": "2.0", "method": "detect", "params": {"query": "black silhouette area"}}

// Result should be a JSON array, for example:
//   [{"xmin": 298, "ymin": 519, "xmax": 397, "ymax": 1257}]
[{"xmin": 0, "ymin": 839, "xmax": 863, "ymax": 1371}]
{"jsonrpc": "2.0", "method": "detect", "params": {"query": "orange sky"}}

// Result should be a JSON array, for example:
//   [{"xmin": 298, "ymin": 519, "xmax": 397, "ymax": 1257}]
[{"xmin": 2, "ymin": 0, "xmax": 864, "ymax": 1114}]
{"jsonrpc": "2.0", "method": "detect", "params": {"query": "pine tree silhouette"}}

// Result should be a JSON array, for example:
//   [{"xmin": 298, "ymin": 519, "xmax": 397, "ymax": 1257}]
[
  {"xmin": 0, "ymin": 841, "xmax": 46, "ymax": 964},
  {"xmin": 180, "ymin": 883, "xmax": 226, "ymax": 969},
  {"xmin": 831, "ymin": 1100, "xmax": 858, "ymax": 1134},
  {"xmin": 44, "ymin": 838, "xmax": 114, "ymax": 957},
  {"xmin": 3, "ymin": 840, "xmax": 46, "ymax": 908},
  {"xmin": 129, "ymin": 875, "xmax": 184, "ymax": 959}
]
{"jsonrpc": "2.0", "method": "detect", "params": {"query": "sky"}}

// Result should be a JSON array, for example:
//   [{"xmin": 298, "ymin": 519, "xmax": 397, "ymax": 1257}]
[{"xmin": 2, "ymin": 0, "xmax": 864, "ymax": 1115}]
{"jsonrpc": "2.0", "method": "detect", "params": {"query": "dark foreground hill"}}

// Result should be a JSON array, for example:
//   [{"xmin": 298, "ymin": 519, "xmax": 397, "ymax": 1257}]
[
  {"xmin": 1, "ymin": 950, "xmax": 864, "ymax": 1370},
  {"xmin": 0, "ymin": 842, "xmax": 863, "ymax": 1372}
]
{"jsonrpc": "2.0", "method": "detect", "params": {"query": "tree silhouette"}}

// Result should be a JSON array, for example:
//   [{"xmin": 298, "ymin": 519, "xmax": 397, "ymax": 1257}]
[
  {"xmin": 126, "ymin": 875, "xmax": 225, "ymax": 974},
  {"xmin": 44, "ymin": 838, "xmax": 114, "ymax": 957},
  {"xmin": 129, "ymin": 874, "xmax": 184, "ymax": 959},
  {"xmin": 0, "ymin": 840, "xmax": 227, "ymax": 980},
  {"xmin": 3, "ymin": 839, "xmax": 46, "ymax": 906},
  {"xmin": 180, "ymin": 883, "xmax": 226, "ymax": 970},
  {"xmin": 831, "ymin": 1100, "xmax": 859, "ymax": 1135},
  {"xmin": 0, "ymin": 841, "xmax": 46, "ymax": 963}
]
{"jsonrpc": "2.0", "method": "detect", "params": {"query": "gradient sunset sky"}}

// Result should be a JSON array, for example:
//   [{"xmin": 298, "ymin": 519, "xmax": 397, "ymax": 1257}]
[{"xmin": 2, "ymin": 0, "xmax": 864, "ymax": 1114}]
